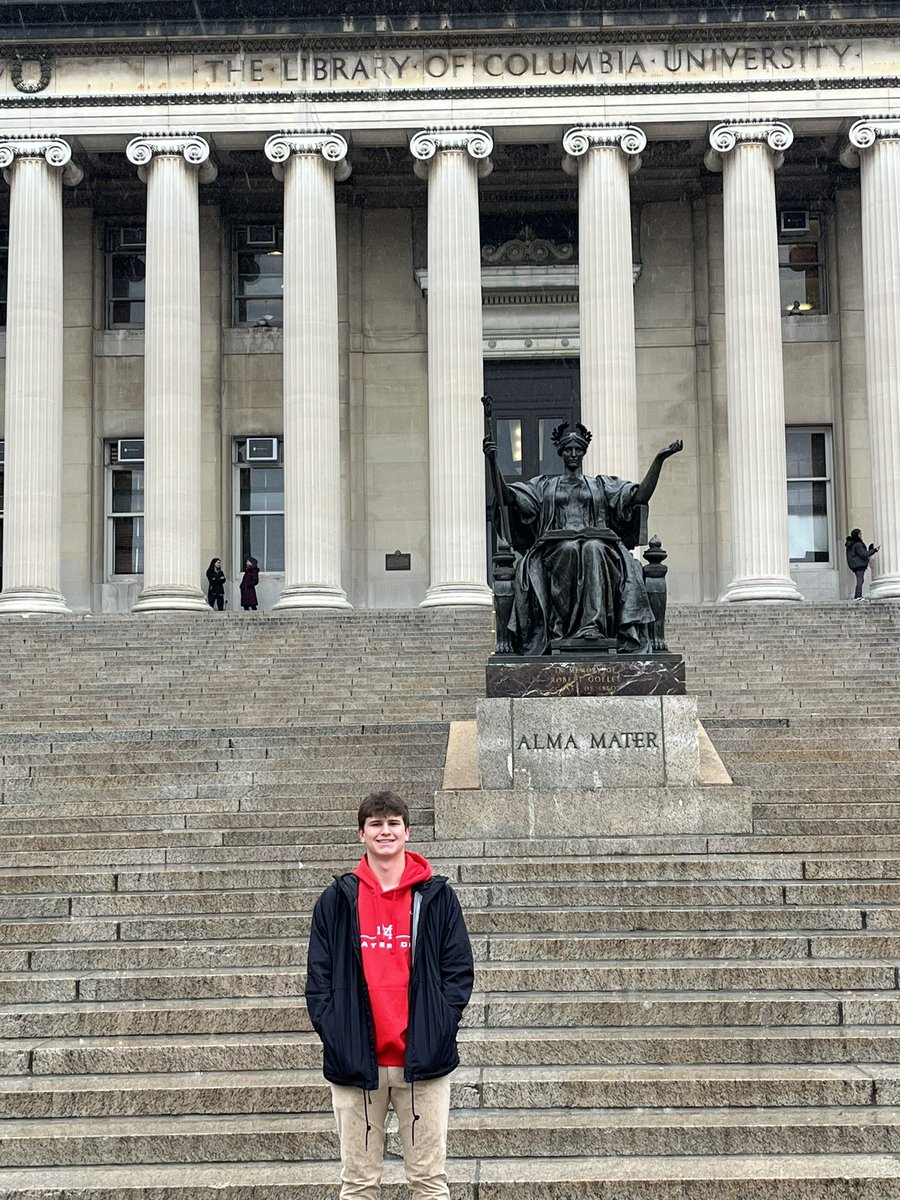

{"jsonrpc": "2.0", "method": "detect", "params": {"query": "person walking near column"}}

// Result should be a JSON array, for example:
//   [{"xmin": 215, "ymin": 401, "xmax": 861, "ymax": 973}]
[
  {"xmin": 306, "ymin": 790, "xmax": 473, "ymax": 1199},
  {"xmin": 845, "ymin": 529, "xmax": 879, "ymax": 601}
]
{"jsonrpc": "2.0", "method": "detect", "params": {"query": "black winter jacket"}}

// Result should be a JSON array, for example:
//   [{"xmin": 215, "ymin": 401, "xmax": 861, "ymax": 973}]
[
  {"xmin": 846, "ymin": 537, "xmax": 877, "ymax": 572},
  {"xmin": 305, "ymin": 871, "xmax": 473, "ymax": 1090}
]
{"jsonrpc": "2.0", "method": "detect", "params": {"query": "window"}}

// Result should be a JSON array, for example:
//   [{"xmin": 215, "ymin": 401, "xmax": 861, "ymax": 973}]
[
  {"xmin": 786, "ymin": 427, "xmax": 832, "ymax": 564},
  {"xmin": 779, "ymin": 210, "xmax": 826, "ymax": 316},
  {"xmin": 235, "ymin": 437, "xmax": 284, "ymax": 572},
  {"xmin": 106, "ymin": 440, "xmax": 144, "ymax": 575},
  {"xmin": 105, "ymin": 226, "xmax": 146, "ymax": 328},
  {"xmin": 232, "ymin": 223, "xmax": 284, "ymax": 327}
]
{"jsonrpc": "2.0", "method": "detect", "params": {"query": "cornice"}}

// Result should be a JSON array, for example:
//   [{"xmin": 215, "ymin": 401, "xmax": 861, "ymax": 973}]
[
  {"xmin": 3, "ymin": 20, "xmax": 900, "ymax": 58},
  {"xmin": 0, "ymin": 73, "xmax": 897, "ymax": 109}
]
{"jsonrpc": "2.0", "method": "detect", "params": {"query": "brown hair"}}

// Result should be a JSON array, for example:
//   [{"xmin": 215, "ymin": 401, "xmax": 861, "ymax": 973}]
[{"xmin": 358, "ymin": 790, "xmax": 410, "ymax": 830}]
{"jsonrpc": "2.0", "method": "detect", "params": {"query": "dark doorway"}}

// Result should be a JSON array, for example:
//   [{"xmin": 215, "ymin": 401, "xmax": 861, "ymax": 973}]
[{"xmin": 482, "ymin": 357, "xmax": 580, "ymax": 574}]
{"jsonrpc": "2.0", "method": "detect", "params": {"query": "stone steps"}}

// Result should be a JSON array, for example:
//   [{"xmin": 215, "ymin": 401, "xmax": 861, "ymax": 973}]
[
  {"xmin": 10, "ymin": 1105, "xmax": 900, "ymax": 1166},
  {"xmin": 1, "ymin": 605, "xmax": 900, "ymax": 1194},
  {"xmin": 2, "ymin": 1158, "xmax": 900, "ymax": 1199},
  {"xmin": 4, "ymin": 988, "xmax": 889, "ymax": 1039},
  {"xmin": 0, "ymin": 961, "xmax": 893, "ymax": 1007}
]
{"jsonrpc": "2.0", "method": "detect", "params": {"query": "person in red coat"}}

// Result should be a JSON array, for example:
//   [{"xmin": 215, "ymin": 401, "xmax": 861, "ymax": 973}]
[{"xmin": 239, "ymin": 557, "xmax": 259, "ymax": 611}]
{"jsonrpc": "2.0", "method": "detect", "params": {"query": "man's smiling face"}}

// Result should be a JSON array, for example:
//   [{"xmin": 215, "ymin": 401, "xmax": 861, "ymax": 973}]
[{"xmin": 359, "ymin": 813, "xmax": 410, "ymax": 862}]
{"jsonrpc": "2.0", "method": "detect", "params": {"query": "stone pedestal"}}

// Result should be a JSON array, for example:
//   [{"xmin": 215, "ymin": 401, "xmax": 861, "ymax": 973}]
[
  {"xmin": 436, "ymin": 783, "xmax": 751, "ymax": 840},
  {"xmin": 435, "ymin": 656, "xmax": 751, "ymax": 840},
  {"xmin": 477, "ymin": 695, "xmax": 700, "ymax": 790},
  {"xmin": 486, "ymin": 655, "xmax": 685, "ymax": 698}
]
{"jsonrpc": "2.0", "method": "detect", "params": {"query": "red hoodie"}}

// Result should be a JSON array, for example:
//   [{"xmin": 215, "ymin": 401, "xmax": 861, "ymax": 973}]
[{"xmin": 354, "ymin": 850, "xmax": 432, "ymax": 1067}]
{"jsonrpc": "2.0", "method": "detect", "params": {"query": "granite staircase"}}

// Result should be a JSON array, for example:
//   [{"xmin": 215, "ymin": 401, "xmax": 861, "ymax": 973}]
[{"xmin": 1, "ymin": 604, "xmax": 900, "ymax": 1197}]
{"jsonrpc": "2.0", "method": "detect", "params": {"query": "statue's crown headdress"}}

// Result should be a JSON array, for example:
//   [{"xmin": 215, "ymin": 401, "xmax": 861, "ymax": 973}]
[{"xmin": 551, "ymin": 421, "xmax": 592, "ymax": 450}]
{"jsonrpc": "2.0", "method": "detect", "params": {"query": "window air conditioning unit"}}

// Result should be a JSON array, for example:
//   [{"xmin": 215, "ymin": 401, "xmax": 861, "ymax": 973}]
[
  {"xmin": 117, "ymin": 439, "xmax": 145, "ymax": 463},
  {"xmin": 245, "ymin": 437, "xmax": 279, "ymax": 462},
  {"xmin": 780, "ymin": 210, "xmax": 810, "ymax": 234}
]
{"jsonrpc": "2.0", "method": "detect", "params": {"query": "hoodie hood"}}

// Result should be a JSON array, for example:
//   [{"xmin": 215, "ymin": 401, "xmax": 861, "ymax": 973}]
[{"xmin": 354, "ymin": 849, "xmax": 432, "ymax": 895}]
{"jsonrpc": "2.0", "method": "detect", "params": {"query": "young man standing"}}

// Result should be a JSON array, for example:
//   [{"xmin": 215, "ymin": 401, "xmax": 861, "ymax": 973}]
[{"xmin": 306, "ymin": 790, "xmax": 473, "ymax": 1199}]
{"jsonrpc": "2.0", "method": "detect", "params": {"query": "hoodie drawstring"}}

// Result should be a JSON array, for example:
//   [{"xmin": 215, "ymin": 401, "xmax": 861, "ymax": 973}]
[
  {"xmin": 410, "ymin": 1080, "xmax": 420, "ymax": 1146},
  {"xmin": 363, "ymin": 1088, "xmax": 372, "ymax": 1152}
]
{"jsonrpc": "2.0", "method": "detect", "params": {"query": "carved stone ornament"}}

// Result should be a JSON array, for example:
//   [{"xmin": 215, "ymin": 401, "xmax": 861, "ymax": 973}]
[
  {"xmin": 9, "ymin": 55, "xmax": 52, "ymax": 94},
  {"xmin": 410, "ymin": 128, "xmax": 494, "ymax": 180},
  {"xmin": 0, "ymin": 136, "xmax": 83, "ymax": 185},
  {"xmin": 840, "ymin": 117, "xmax": 900, "ymax": 169},
  {"xmin": 264, "ymin": 131, "xmax": 351, "ymax": 182},
  {"xmin": 126, "ymin": 133, "xmax": 218, "ymax": 183},
  {"xmin": 481, "ymin": 225, "xmax": 574, "ymax": 266},
  {"xmin": 705, "ymin": 120, "xmax": 793, "ymax": 172},
  {"xmin": 562, "ymin": 125, "xmax": 647, "ymax": 177}
]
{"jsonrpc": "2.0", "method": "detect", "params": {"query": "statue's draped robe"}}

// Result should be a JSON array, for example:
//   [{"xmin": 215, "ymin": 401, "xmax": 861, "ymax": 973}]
[{"xmin": 497, "ymin": 472, "xmax": 654, "ymax": 655}]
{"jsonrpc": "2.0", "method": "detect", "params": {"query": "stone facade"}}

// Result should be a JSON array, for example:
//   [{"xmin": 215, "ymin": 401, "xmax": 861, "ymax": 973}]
[{"xmin": 0, "ymin": 7, "xmax": 895, "ymax": 612}]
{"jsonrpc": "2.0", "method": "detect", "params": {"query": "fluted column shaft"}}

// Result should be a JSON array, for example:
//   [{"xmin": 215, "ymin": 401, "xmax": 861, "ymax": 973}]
[
  {"xmin": 0, "ymin": 139, "xmax": 81, "ymax": 615},
  {"xmin": 563, "ymin": 126, "xmax": 645, "ymax": 480},
  {"xmin": 127, "ymin": 134, "xmax": 215, "ymax": 612},
  {"xmin": 707, "ymin": 122, "xmax": 802, "ymax": 603},
  {"xmin": 843, "ymin": 120, "xmax": 900, "ymax": 598},
  {"xmin": 412, "ymin": 129, "xmax": 493, "ymax": 608},
  {"xmin": 265, "ymin": 133, "xmax": 351, "ymax": 609}
]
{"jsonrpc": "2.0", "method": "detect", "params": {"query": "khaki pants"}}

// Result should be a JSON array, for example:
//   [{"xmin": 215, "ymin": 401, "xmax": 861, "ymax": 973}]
[{"xmin": 330, "ymin": 1066, "xmax": 452, "ymax": 1199}]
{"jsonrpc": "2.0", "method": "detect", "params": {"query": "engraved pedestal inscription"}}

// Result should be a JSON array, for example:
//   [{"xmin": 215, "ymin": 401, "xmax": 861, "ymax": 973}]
[{"xmin": 477, "ymin": 695, "xmax": 700, "ymax": 789}]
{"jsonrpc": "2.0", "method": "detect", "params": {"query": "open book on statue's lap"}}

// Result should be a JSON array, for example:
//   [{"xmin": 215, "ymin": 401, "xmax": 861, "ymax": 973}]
[{"xmin": 538, "ymin": 527, "xmax": 618, "ymax": 543}]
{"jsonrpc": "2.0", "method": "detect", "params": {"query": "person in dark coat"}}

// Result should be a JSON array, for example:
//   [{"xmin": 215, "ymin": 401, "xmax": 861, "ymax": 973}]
[
  {"xmin": 845, "ymin": 529, "xmax": 879, "ymax": 600},
  {"xmin": 239, "ymin": 557, "xmax": 259, "ymax": 611},
  {"xmin": 205, "ymin": 557, "xmax": 226, "ymax": 611},
  {"xmin": 306, "ymin": 790, "xmax": 473, "ymax": 1199}
]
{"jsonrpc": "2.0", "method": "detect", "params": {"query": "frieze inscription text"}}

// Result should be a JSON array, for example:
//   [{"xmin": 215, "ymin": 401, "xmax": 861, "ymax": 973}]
[{"xmin": 8, "ymin": 38, "xmax": 878, "ymax": 98}]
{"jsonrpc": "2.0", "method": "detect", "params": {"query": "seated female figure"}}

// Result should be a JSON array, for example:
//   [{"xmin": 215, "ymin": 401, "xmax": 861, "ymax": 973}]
[{"xmin": 484, "ymin": 421, "xmax": 682, "ymax": 656}]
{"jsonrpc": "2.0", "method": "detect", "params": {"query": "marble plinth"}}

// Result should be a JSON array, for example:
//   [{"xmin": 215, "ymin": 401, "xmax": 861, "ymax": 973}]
[
  {"xmin": 477, "ymin": 695, "xmax": 700, "ymax": 790},
  {"xmin": 435, "ymin": 783, "xmax": 751, "ymax": 839},
  {"xmin": 486, "ymin": 654, "xmax": 685, "ymax": 698}
]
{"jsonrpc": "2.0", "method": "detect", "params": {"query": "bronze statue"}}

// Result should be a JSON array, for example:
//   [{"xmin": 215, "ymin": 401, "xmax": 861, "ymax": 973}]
[{"xmin": 483, "ymin": 410, "xmax": 682, "ymax": 656}]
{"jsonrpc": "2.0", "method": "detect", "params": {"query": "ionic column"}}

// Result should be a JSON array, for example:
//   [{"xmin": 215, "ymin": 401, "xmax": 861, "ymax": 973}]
[
  {"xmin": 706, "ymin": 122, "xmax": 803, "ymax": 603},
  {"xmin": 411, "ymin": 128, "xmax": 494, "ymax": 608},
  {"xmin": 0, "ymin": 137, "xmax": 82, "ymax": 615},
  {"xmin": 265, "ymin": 132, "xmax": 351, "ymax": 609},
  {"xmin": 562, "ymin": 125, "xmax": 645, "ymax": 480},
  {"xmin": 126, "ymin": 134, "xmax": 216, "ymax": 612},
  {"xmin": 840, "ymin": 119, "xmax": 900, "ymax": 598}
]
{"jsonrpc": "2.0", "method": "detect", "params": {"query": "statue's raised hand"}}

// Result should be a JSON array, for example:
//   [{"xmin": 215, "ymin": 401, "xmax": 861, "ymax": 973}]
[
  {"xmin": 656, "ymin": 439, "xmax": 683, "ymax": 460},
  {"xmin": 483, "ymin": 435, "xmax": 498, "ymax": 461}
]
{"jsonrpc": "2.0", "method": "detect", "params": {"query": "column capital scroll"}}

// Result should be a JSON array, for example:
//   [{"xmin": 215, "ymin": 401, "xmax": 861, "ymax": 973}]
[
  {"xmin": 126, "ymin": 133, "xmax": 217, "ymax": 183},
  {"xmin": 410, "ymin": 128, "xmax": 493, "ymax": 180},
  {"xmin": 264, "ymin": 131, "xmax": 351, "ymax": 182},
  {"xmin": 840, "ymin": 117, "xmax": 900, "ymax": 169},
  {"xmin": 705, "ymin": 120, "xmax": 793, "ymax": 172},
  {"xmin": 561, "ymin": 125, "xmax": 646, "ymax": 176},
  {"xmin": 0, "ymin": 135, "xmax": 82, "ymax": 185}
]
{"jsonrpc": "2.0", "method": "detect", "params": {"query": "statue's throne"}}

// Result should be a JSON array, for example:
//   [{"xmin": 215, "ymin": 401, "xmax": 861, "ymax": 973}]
[{"xmin": 490, "ymin": 508, "xmax": 670, "ymax": 657}]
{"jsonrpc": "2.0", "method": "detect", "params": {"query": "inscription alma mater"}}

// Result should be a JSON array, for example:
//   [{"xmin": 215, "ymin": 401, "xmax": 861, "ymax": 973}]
[{"xmin": 517, "ymin": 731, "xmax": 660, "ymax": 751}]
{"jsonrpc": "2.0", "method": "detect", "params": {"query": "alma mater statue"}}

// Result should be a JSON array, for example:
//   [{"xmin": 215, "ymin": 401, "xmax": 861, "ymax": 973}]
[{"xmin": 483, "ymin": 420, "xmax": 683, "ymax": 656}]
